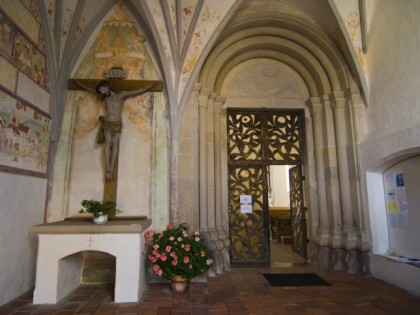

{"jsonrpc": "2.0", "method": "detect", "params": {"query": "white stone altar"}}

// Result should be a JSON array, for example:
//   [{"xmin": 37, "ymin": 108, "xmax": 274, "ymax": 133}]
[{"xmin": 32, "ymin": 217, "xmax": 151, "ymax": 304}]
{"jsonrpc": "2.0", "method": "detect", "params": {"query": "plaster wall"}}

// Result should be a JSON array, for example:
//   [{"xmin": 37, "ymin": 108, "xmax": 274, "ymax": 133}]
[
  {"xmin": 0, "ymin": 1, "xmax": 50, "ymax": 305},
  {"xmin": 0, "ymin": 173, "xmax": 46, "ymax": 305},
  {"xmin": 359, "ymin": 0, "xmax": 420, "ymax": 297}
]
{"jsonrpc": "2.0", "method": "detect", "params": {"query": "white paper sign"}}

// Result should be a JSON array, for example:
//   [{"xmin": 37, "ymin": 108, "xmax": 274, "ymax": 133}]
[
  {"xmin": 240, "ymin": 195, "xmax": 252, "ymax": 204},
  {"xmin": 240, "ymin": 203, "xmax": 253, "ymax": 213}
]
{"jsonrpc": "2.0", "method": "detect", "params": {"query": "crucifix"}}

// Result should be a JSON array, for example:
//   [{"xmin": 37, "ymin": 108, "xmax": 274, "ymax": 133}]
[{"xmin": 68, "ymin": 68, "xmax": 163, "ymax": 202}]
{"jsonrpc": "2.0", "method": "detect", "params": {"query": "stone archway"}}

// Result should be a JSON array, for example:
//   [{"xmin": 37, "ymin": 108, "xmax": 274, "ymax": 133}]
[{"xmin": 196, "ymin": 13, "xmax": 370, "ymax": 274}]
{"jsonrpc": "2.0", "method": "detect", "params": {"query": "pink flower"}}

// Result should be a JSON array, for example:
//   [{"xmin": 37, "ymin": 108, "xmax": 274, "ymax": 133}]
[
  {"xmin": 183, "ymin": 256, "xmax": 190, "ymax": 264},
  {"xmin": 153, "ymin": 244, "xmax": 159, "ymax": 250},
  {"xmin": 170, "ymin": 251, "xmax": 177, "ymax": 258},
  {"xmin": 172, "ymin": 259, "xmax": 178, "ymax": 266},
  {"xmin": 166, "ymin": 245, "xmax": 172, "ymax": 253},
  {"xmin": 160, "ymin": 254, "xmax": 167, "ymax": 262},
  {"xmin": 167, "ymin": 224, "xmax": 173, "ymax": 230},
  {"xmin": 153, "ymin": 264, "xmax": 162, "ymax": 276},
  {"xmin": 195, "ymin": 237, "xmax": 200, "ymax": 241},
  {"xmin": 148, "ymin": 255, "xmax": 157, "ymax": 263},
  {"xmin": 169, "ymin": 236, "xmax": 175, "ymax": 241},
  {"xmin": 177, "ymin": 237, "xmax": 183, "ymax": 242},
  {"xmin": 185, "ymin": 244, "xmax": 191, "ymax": 252},
  {"xmin": 152, "ymin": 249, "xmax": 160, "ymax": 258},
  {"xmin": 206, "ymin": 259, "xmax": 213, "ymax": 265},
  {"xmin": 201, "ymin": 250, "xmax": 205, "ymax": 257},
  {"xmin": 181, "ymin": 244, "xmax": 185, "ymax": 248}
]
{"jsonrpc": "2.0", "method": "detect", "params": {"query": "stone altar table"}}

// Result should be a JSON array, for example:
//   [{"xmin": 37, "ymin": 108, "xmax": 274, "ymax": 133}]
[{"xmin": 33, "ymin": 217, "xmax": 151, "ymax": 304}]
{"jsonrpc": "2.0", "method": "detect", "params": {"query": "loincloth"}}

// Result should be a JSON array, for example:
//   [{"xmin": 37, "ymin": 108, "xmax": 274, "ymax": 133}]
[{"xmin": 96, "ymin": 116, "xmax": 122, "ymax": 144}]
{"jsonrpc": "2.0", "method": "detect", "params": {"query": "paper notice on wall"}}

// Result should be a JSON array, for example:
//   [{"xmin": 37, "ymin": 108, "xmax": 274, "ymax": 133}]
[
  {"xmin": 240, "ymin": 203, "xmax": 253, "ymax": 213},
  {"xmin": 240, "ymin": 195, "xmax": 252, "ymax": 204},
  {"xmin": 384, "ymin": 172, "xmax": 408, "ymax": 214},
  {"xmin": 240, "ymin": 195, "xmax": 252, "ymax": 213}
]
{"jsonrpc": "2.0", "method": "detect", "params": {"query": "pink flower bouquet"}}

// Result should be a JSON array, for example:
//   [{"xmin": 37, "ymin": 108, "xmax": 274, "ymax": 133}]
[{"xmin": 144, "ymin": 223, "xmax": 214, "ymax": 280}]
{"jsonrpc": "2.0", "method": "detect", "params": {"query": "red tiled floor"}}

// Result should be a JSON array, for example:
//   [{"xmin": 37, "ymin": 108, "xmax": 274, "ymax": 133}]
[{"xmin": 0, "ymin": 265, "xmax": 419, "ymax": 314}]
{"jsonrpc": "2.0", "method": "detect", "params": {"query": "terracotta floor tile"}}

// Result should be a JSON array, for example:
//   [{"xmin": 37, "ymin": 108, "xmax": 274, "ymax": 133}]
[{"xmin": 1, "ymin": 265, "xmax": 420, "ymax": 315}]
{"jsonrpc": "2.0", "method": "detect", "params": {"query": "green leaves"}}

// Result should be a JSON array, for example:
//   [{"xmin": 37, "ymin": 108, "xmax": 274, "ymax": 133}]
[{"xmin": 79, "ymin": 199, "xmax": 123, "ymax": 218}]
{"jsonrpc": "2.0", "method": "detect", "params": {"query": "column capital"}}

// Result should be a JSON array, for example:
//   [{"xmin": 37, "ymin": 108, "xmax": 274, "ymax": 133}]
[
  {"xmin": 213, "ymin": 96, "xmax": 226, "ymax": 113},
  {"xmin": 198, "ymin": 89, "xmax": 213, "ymax": 108},
  {"xmin": 309, "ymin": 97, "xmax": 322, "ymax": 116},
  {"xmin": 330, "ymin": 91, "xmax": 346, "ymax": 110}
]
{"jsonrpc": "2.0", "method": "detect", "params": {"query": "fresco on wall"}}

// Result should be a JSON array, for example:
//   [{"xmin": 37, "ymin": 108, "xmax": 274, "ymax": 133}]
[
  {"xmin": 74, "ymin": 4, "xmax": 157, "ymax": 137},
  {"xmin": 0, "ymin": 8, "xmax": 48, "ymax": 90},
  {"xmin": 20, "ymin": 0, "xmax": 39, "ymax": 20},
  {"xmin": 0, "ymin": 11, "xmax": 15, "ymax": 58},
  {"xmin": 13, "ymin": 33, "xmax": 48, "ymax": 88},
  {"xmin": 333, "ymin": 1, "xmax": 365, "ymax": 74},
  {"xmin": 0, "ymin": 89, "xmax": 50, "ymax": 176},
  {"xmin": 75, "ymin": 7, "xmax": 155, "ymax": 81},
  {"xmin": 68, "ymin": 3, "xmax": 161, "ymax": 214}
]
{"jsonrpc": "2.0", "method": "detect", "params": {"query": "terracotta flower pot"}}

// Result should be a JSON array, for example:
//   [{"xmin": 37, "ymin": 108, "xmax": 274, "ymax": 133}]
[{"xmin": 171, "ymin": 275, "xmax": 187, "ymax": 292}]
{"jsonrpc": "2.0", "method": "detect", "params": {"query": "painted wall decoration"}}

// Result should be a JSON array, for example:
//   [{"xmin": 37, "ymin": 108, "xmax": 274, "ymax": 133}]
[
  {"xmin": 0, "ymin": 11, "xmax": 15, "ymax": 58},
  {"xmin": 74, "ymin": 4, "xmax": 156, "ymax": 81},
  {"xmin": 333, "ymin": 0, "xmax": 365, "ymax": 74},
  {"xmin": 0, "ymin": 8, "xmax": 48, "ymax": 90},
  {"xmin": 0, "ymin": 88, "xmax": 50, "ymax": 176}
]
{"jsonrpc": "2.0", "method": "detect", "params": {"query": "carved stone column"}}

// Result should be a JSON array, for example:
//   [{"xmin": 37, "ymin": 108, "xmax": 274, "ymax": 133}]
[
  {"xmin": 331, "ymin": 92, "xmax": 356, "ymax": 250},
  {"xmin": 198, "ymin": 89, "xmax": 212, "ymax": 232},
  {"xmin": 309, "ymin": 97, "xmax": 329, "ymax": 246},
  {"xmin": 213, "ymin": 97, "xmax": 226, "ymax": 232},
  {"xmin": 212, "ymin": 96, "xmax": 230, "ymax": 272},
  {"xmin": 322, "ymin": 95, "xmax": 343, "ymax": 248}
]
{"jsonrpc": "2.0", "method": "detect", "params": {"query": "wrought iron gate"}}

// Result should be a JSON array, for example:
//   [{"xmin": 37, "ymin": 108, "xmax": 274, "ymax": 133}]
[
  {"xmin": 289, "ymin": 165, "xmax": 307, "ymax": 259},
  {"xmin": 227, "ymin": 109, "xmax": 305, "ymax": 265}
]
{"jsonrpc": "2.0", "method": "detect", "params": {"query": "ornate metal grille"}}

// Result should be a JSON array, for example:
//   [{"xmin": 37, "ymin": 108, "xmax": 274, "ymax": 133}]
[
  {"xmin": 289, "ymin": 165, "xmax": 307, "ymax": 259},
  {"xmin": 266, "ymin": 113, "xmax": 304, "ymax": 163},
  {"xmin": 227, "ymin": 109, "xmax": 305, "ymax": 265},
  {"xmin": 227, "ymin": 112, "xmax": 263, "ymax": 161},
  {"xmin": 228, "ymin": 166, "xmax": 268, "ymax": 263}
]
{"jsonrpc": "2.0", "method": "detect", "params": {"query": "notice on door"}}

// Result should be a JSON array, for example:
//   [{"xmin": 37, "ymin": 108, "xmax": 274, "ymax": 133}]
[{"xmin": 240, "ymin": 195, "xmax": 252, "ymax": 213}]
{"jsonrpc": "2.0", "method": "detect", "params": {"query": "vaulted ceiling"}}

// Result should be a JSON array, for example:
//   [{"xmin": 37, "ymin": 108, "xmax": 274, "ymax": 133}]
[{"xmin": 36, "ymin": 0, "xmax": 364, "ymax": 140}]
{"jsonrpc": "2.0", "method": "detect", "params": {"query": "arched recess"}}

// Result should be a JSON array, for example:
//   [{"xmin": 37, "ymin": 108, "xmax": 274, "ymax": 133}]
[
  {"xmin": 48, "ymin": 4, "xmax": 169, "ymax": 233},
  {"xmin": 196, "ymin": 14, "xmax": 369, "ymax": 273}
]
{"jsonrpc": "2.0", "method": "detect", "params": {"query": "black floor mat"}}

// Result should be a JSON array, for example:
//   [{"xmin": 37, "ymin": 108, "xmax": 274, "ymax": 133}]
[{"xmin": 263, "ymin": 273, "xmax": 331, "ymax": 286}]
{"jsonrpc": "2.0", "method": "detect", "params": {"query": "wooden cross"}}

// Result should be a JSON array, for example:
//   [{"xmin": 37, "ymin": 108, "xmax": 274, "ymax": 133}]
[{"xmin": 68, "ymin": 78, "xmax": 163, "ymax": 203}]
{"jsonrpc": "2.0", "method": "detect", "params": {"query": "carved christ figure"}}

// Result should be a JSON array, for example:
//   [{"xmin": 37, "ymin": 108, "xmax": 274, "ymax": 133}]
[{"xmin": 74, "ymin": 80, "xmax": 156, "ymax": 180}]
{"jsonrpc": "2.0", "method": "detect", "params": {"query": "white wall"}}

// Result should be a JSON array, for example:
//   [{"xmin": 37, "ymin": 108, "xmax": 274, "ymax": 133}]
[
  {"xmin": 359, "ymin": 0, "xmax": 420, "ymax": 297},
  {"xmin": 269, "ymin": 165, "xmax": 290, "ymax": 208},
  {"xmin": 0, "ymin": 173, "xmax": 46, "ymax": 305}
]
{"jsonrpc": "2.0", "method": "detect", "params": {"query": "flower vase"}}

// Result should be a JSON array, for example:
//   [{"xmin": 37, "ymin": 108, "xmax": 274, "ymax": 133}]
[
  {"xmin": 171, "ymin": 275, "xmax": 187, "ymax": 292},
  {"xmin": 93, "ymin": 214, "xmax": 108, "ymax": 224}
]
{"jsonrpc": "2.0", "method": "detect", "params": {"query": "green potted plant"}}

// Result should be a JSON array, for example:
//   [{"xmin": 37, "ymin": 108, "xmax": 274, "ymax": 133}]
[
  {"xmin": 144, "ymin": 223, "xmax": 214, "ymax": 292},
  {"xmin": 79, "ymin": 199, "xmax": 123, "ymax": 224}
]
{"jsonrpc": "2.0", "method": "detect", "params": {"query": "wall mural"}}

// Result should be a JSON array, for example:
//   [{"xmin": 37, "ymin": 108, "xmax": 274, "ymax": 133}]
[
  {"xmin": 74, "ymin": 4, "xmax": 157, "ymax": 136},
  {"xmin": 0, "ymin": 89, "xmax": 50, "ymax": 176},
  {"xmin": 0, "ymin": 9, "xmax": 48, "ymax": 89},
  {"xmin": 0, "ymin": 6, "xmax": 49, "ymax": 177}
]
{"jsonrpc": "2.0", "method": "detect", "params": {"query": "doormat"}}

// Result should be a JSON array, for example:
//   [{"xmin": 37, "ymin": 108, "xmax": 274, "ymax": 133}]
[{"xmin": 263, "ymin": 273, "xmax": 331, "ymax": 286}]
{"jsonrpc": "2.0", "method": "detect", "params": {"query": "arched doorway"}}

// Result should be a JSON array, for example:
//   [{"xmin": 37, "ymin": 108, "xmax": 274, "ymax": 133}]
[
  {"xmin": 196, "ymin": 6, "xmax": 368, "ymax": 274},
  {"xmin": 226, "ymin": 108, "xmax": 307, "ymax": 266}
]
